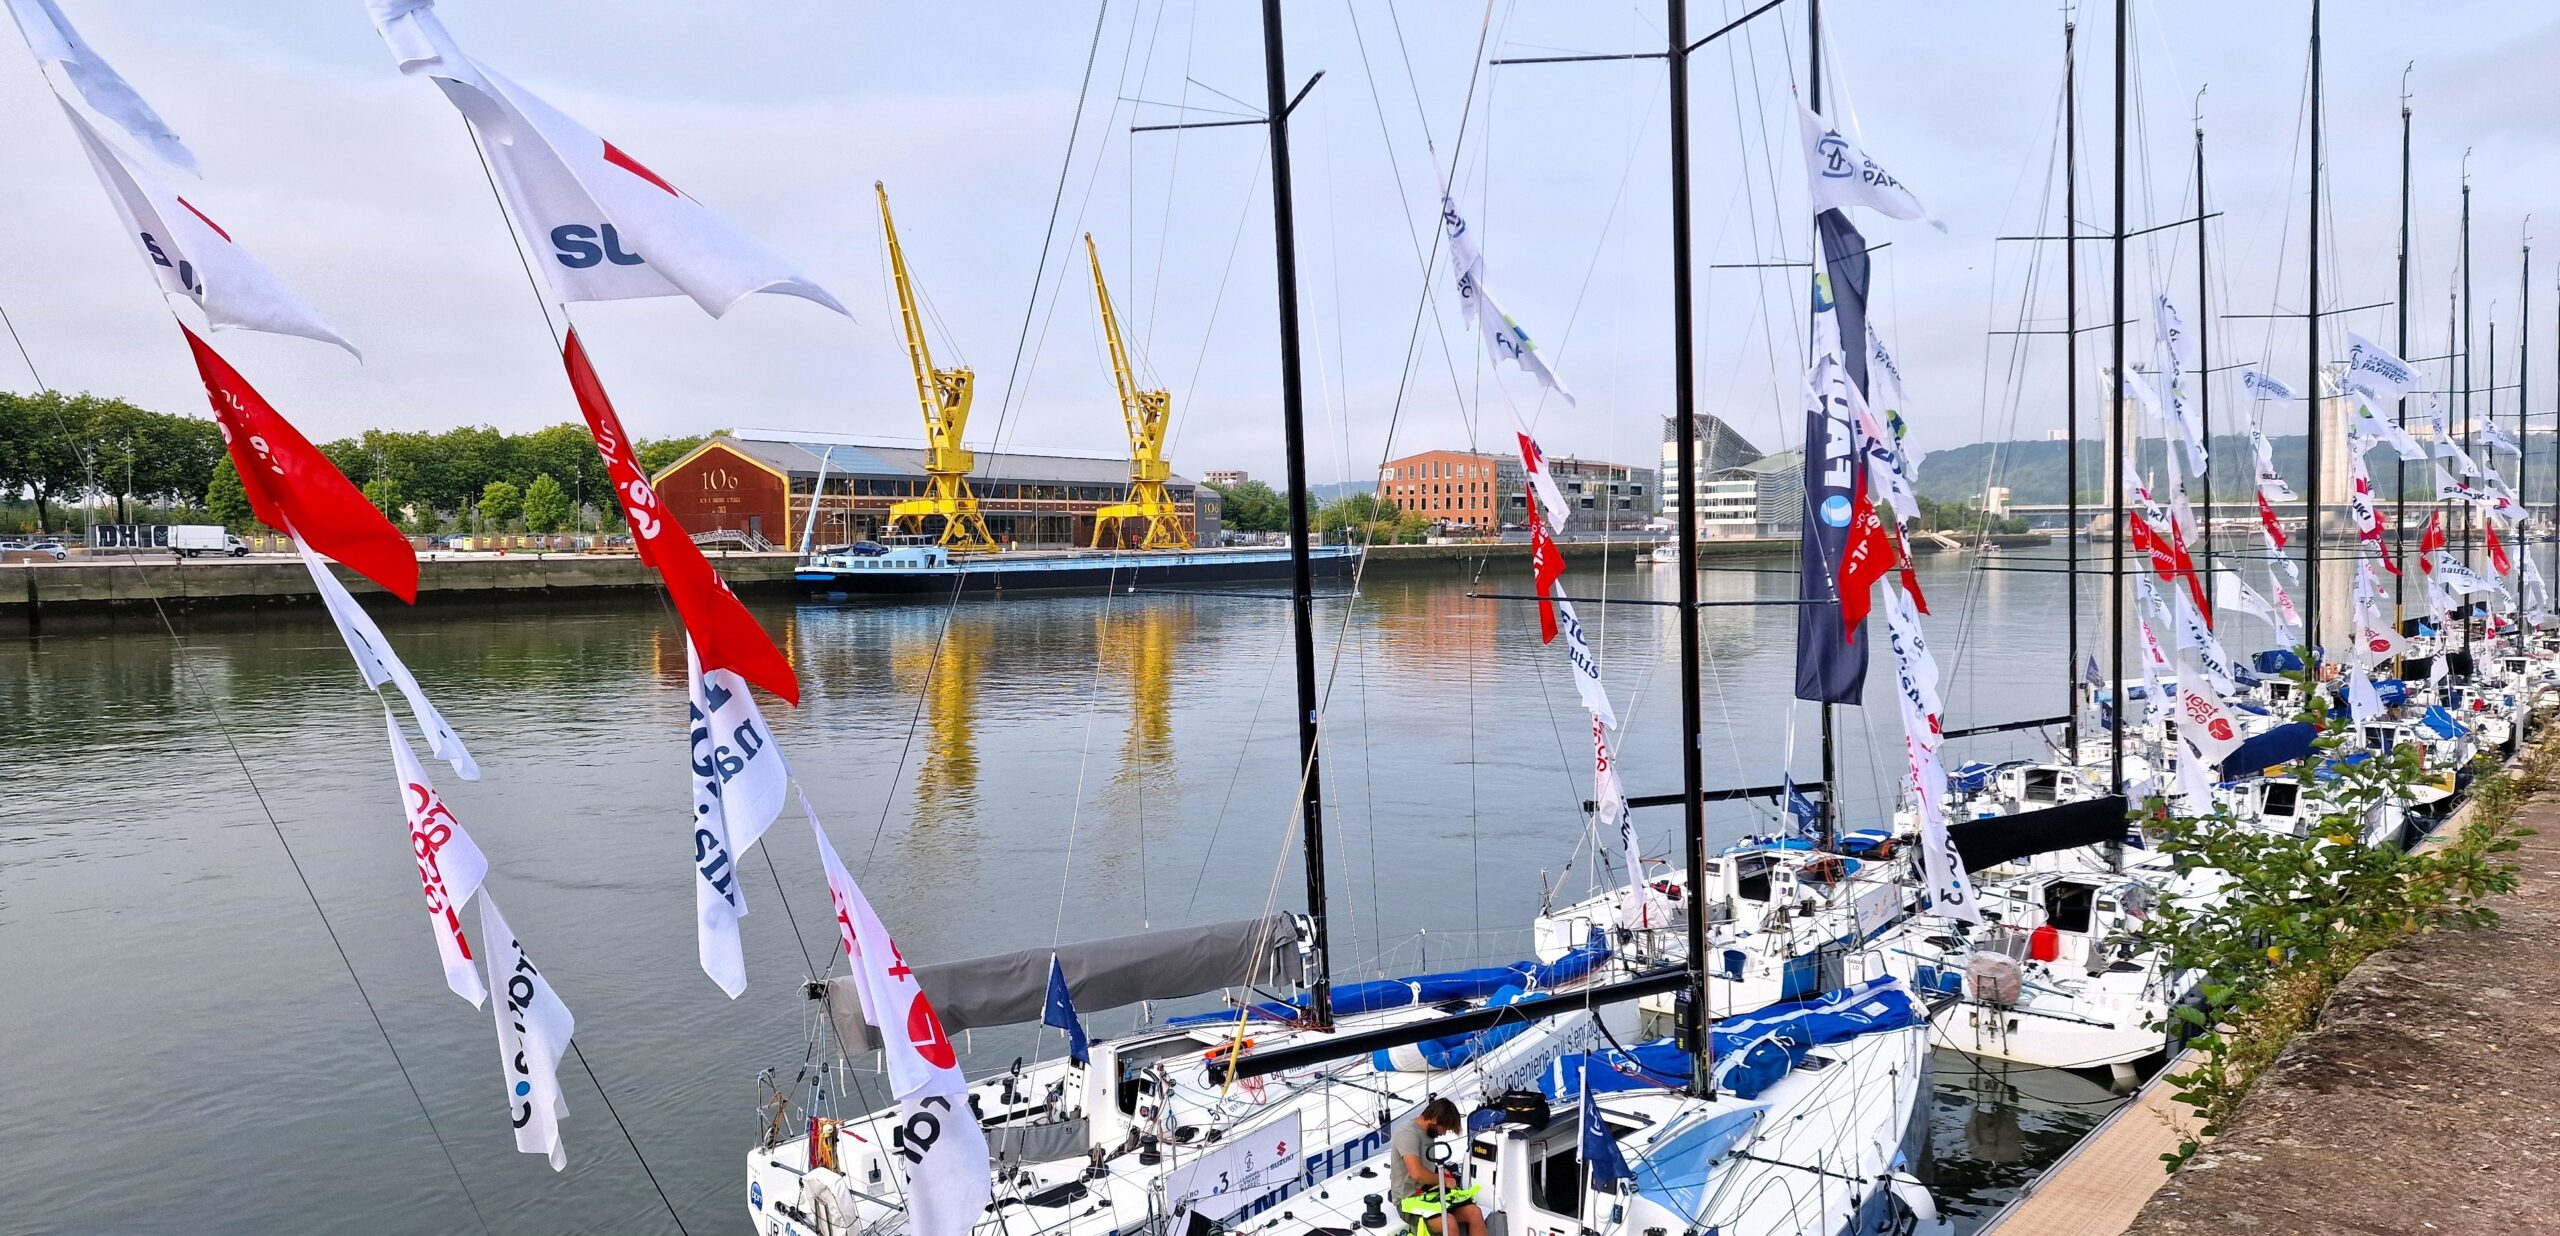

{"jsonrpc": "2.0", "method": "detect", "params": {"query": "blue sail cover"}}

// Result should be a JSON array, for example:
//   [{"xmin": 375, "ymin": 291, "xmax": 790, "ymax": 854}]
[
  {"xmin": 1370, "ymin": 986, "xmax": 1529, "ymax": 1072},
  {"xmin": 1539, "ymin": 1038, "xmax": 1695, "ymax": 1101},
  {"xmin": 1709, "ymin": 976, "xmax": 1924, "ymax": 1099},
  {"xmin": 2254, "ymin": 649, "xmax": 2307, "ymax": 675},
  {"xmin": 2422, "ymin": 705, "xmax": 2469, "ymax": 739},
  {"xmin": 1166, "ymin": 930, "xmax": 1610, "ymax": 1027},
  {"xmin": 2220, "ymin": 722, "xmax": 2319, "ymax": 775},
  {"xmin": 1628, "ymin": 1105, "xmax": 1769, "ymax": 1217}
]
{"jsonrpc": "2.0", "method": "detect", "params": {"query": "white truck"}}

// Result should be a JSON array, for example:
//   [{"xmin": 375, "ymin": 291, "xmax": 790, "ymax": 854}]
[{"xmin": 168, "ymin": 524, "xmax": 249, "ymax": 558}]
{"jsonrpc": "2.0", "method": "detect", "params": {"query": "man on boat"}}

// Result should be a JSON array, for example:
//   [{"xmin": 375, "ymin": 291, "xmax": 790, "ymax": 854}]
[{"xmin": 1394, "ymin": 1098, "xmax": 1485, "ymax": 1236}]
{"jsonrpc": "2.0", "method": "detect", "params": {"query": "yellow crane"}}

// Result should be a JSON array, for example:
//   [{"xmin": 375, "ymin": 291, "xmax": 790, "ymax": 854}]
[
  {"xmin": 1084, "ymin": 233, "xmax": 1192, "ymax": 550},
  {"xmin": 878, "ymin": 182, "xmax": 997, "ymax": 551}
]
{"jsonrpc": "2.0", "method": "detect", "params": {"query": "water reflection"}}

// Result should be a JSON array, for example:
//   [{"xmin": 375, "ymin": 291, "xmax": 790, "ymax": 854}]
[{"xmin": 1920, "ymin": 1053, "xmax": 2125, "ymax": 1232}]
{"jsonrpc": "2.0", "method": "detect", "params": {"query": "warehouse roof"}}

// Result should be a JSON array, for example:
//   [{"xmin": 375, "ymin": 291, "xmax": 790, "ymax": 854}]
[{"xmin": 684, "ymin": 430, "xmax": 1197, "ymax": 488}]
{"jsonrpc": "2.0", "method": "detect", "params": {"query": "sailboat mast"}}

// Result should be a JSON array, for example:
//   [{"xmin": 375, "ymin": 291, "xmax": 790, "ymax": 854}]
[
  {"xmin": 2518, "ymin": 239, "xmax": 2529, "ymax": 655},
  {"xmin": 2065, "ymin": 20, "xmax": 2082, "ymax": 753},
  {"xmin": 1808, "ymin": 0, "xmax": 1838, "ymax": 849},
  {"xmin": 1666, "ymin": 0, "xmax": 1714, "ymax": 1100},
  {"xmin": 2462, "ymin": 176, "xmax": 2473, "ymax": 666},
  {"xmin": 2194, "ymin": 106, "xmax": 2216, "ymax": 592},
  {"xmin": 2305, "ymin": 0, "xmax": 2324, "ymax": 654},
  {"xmin": 2396, "ymin": 79, "xmax": 2411, "ymax": 618},
  {"xmin": 2109, "ymin": 0, "xmax": 2127, "ymax": 791},
  {"xmin": 1257, "ymin": 0, "xmax": 1333, "ymax": 1030}
]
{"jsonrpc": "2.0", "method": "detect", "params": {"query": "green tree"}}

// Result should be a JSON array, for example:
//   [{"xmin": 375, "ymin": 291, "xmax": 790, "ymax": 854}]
[
  {"xmin": 478, "ymin": 480, "xmax": 522, "ymax": 530},
  {"xmin": 636, "ymin": 433, "xmax": 714, "ymax": 474},
  {"xmin": 1209, "ymin": 479, "xmax": 1288, "ymax": 533},
  {"xmin": 362, "ymin": 477, "xmax": 405, "ymax": 526},
  {"xmin": 206, "ymin": 457, "xmax": 256, "ymax": 530},
  {"xmin": 521, "ymin": 473, "xmax": 570, "ymax": 533},
  {"xmin": 0, "ymin": 391, "xmax": 88, "ymax": 532}
]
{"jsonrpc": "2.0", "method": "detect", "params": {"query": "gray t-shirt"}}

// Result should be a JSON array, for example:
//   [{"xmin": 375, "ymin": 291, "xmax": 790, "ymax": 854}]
[{"xmin": 1390, "ymin": 1118, "xmax": 1438, "ymax": 1201}]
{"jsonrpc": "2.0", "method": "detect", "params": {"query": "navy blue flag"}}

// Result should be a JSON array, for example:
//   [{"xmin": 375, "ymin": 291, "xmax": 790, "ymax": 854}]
[
  {"xmin": 1795, "ymin": 208, "xmax": 1873, "ymax": 703},
  {"xmin": 1782, "ymin": 777, "xmax": 1821, "ymax": 838},
  {"xmin": 1580, "ymin": 1084, "xmax": 1633, "ymax": 1194},
  {"xmin": 1044, "ymin": 953, "xmax": 1089, "ymax": 1065}
]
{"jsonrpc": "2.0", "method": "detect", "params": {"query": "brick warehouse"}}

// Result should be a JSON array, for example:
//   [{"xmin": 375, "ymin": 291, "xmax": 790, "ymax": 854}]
[{"xmin": 651, "ymin": 429, "xmax": 1221, "ymax": 549}]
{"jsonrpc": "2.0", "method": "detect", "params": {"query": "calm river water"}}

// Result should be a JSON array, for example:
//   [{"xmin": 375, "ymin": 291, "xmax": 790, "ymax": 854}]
[{"xmin": 0, "ymin": 548, "xmax": 2118, "ymax": 1234}]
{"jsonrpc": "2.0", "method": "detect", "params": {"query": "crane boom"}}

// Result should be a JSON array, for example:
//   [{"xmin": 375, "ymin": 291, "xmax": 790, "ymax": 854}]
[
  {"xmin": 876, "ymin": 182, "xmax": 995, "ymax": 551},
  {"xmin": 1084, "ymin": 233, "xmax": 1191, "ymax": 549}
]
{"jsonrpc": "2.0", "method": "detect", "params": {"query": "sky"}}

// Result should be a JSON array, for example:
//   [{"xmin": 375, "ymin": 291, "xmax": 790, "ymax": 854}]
[{"xmin": 3, "ymin": 1, "xmax": 2557, "ymax": 493}]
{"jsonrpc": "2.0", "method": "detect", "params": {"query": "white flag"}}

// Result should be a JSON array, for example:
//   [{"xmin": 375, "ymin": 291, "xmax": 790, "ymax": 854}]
[
  {"xmin": 810, "ymin": 807, "xmax": 992, "ymax": 1236},
  {"xmin": 2174, "ymin": 680, "xmax": 2247, "ymax": 776},
  {"xmin": 2433, "ymin": 553, "xmax": 2509, "ymax": 598},
  {"xmin": 387, "ymin": 712, "xmax": 488, "ymax": 1005},
  {"xmin": 1442, "ymin": 196, "xmax": 1575, "ymax": 404},
  {"xmin": 371, "ymin": 1, "xmax": 844, "ymax": 319},
  {"xmin": 2250, "ymin": 426, "xmax": 2296, "ymax": 501},
  {"xmin": 1514, "ymin": 423, "xmax": 1573, "ymax": 531},
  {"xmin": 1854, "ymin": 379, "xmax": 1919, "ymax": 521},
  {"xmin": 479, "ymin": 893, "xmax": 574, "ymax": 1171},
  {"xmin": 2342, "ymin": 331, "xmax": 2419, "ymax": 404},
  {"xmin": 4, "ymin": 0, "xmax": 195, "ymax": 173},
  {"xmin": 2153, "ymin": 298, "xmax": 2208, "ymax": 473},
  {"xmin": 2351, "ymin": 608, "xmax": 2405, "ymax": 664},
  {"xmin": 2273, "ymin": 578, "xmax": 2303, "ymax": 629},
  {"xmin": 2241, "ymin": 368, "xmax": 2297, "ymax": 401},
  {"xmin": 1552, "ymin": 592, "xmax": 1618, "ymax": 730},
  {"xmin": 1590, "ymin": 715, "xmax": 1649, "ymax": 929},
  {"xmin": 1797, "ymin": 103, "xmax": 1945, "ymax": 230},
  {"xmin": 1905, "ymin": 735, "xmax": 1977, "ymax": 922},
  {"xmin": 2174, "ymin": 591, "xmax": 2238, "ymax": 698},
  {"xmin": 1886, "ymin": 586, "xmax": 1944, "ymax": 723},
  {"xmin": 301, "ymin": 539, "xmax": 476, "ymax": 778},
  {"xmin": 688, "ymin": 640, "xmax": 791, "ymax": 997},
  {"xmin": 56, "ymin": 101, "xmax": 354, "ymax": 355},
  {"xmin": 2345, "ymin": 665, "xmax": 2387, "ymax": 724},
  {"xmin": 2347, "ymin": 391, "xmax": 2428, "ymax": 461},
  {"xmin": 2212, "ymin": 570, "xmax": 2277, "ymax": 624},
  {"xmin": 2483, "ymin": 418, "xmax": 2522, "ymax": 456}
]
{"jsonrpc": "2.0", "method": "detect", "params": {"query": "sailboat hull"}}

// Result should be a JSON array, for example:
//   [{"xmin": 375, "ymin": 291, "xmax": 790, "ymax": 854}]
[{"xmin": 796, "ymin": 543, "xmax": 1360, "ymax": 597}]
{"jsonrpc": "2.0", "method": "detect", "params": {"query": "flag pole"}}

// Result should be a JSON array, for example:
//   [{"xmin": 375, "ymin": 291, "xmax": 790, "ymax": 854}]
[
  {"xmin": 2064, "ymin": 18, "xmax": 2083, "ymax": 754},
  {"xmin": 2461, "ymin": 170, "xmax": 2474, "ymax": 669},
  {"xmin": 1258, "ymin": 0, "xmax": 1334, "ymax": 1031},
  {"xmin": 2517, "ymin": 233, "xmax": 2530, "ymax": 655},
  {"xmin": 2305, "ymin": 0, "xmax": 2325, "ymax": 664},
  {"xmin": 2194, "ymin": 97, "xmax": 2216, "ymax": 601},
  {"xmin": 2395, "ymin": 69, "xmax": 2413, "ymax": 624},
  {"xmin": 2109, "ymin": 0, "xmax": 2128, "ymax": 799}
]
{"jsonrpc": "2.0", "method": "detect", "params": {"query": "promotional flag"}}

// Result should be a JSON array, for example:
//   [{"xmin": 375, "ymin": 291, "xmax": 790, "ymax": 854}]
[
  {"xmin": 1529, "ymin": 507, "xmax": 1564, "ymax": 644},
  {"xmin": 2251, "ymin": 427, "xmax": 2297, "ymax": 501},
  {"xmin": 388, "ymin": 712, "xmax": 488, "ymax": 1004},
  {"xmin": 1516, "ymin": 428, "xmax": 1572, "ymax": 530},
  {"xmin": 2346, "ymin": 666, "xmax": 2387, "ymax": 723},
  {"xmin": 1580, "ymin": 1083, "xmax": 1633, "ymax": 1193},
  {"xmin": 1797, "ymin": 103, "xmax": 1944, "ymax": 230},
  {"xmin": 57, "ymin": 102, "xmax": 354, "ymax": 354},
  {"xmin": 2483, "ymin": 418, "xmax": 2522, "ymax": 456},
  {"xmin": 2419, "ymin": 509, "xmax": 2446, "ymax": 573},
  {"xmin": 1796, "ymin": 347, "xmax": 1866, "ymax": 700},
  {"xmin": 2489, "ymin": 522, "xmax": 2513, "ymax": 576},
  {"xmin": 1838, "ymin": 472, "xmax": 1899, "ymax": 639},
  {"xmin": 2256, "ymin": 490, "xmax": 2288, "ymax": 550},
  {"xmin": 2352, "ymin": 609, "xmax": 2404, "ymax": 663},
  {"xmin": 810, "ymin": 807, "xmax": 991, "ymax": 1236},
  {"xmin": 184, "ymin": 325, "xmax": 417, "ymax": 600},
  {"xmin": 2272, "ymin": 579, "xmax": 2303, "ymax": 631},
  {"xmin": 2341, "ymin": 331, "xmax": 2420, "ymax": 404},
  {"xmin": 2349, "ymin": 452, "xmax": 2398, "ymax": 576},
  {"xmin": 1885, "ymin": 586, "xmax": 1944, "ymax": 721},
  {"xmin": 2432, "ymin": 554, "xmax": 2507, "ymax": 598},
  {"xmin": 1440, "ymin": 197, "xmax": 1574, "ymax": 404},
  {"xmin": 1853, "ymin": 386, "xmax": 1917, "ymax": 521},
  {"xmin": 3, "ymin": 0, "xmax": 195, "ymax": 172},
  {"xmin": 2347, "ymin": 392, "xmax": 2429, "ymax": 461},
  {"xmin": 2240, "ymin": 368, "xmax": 2297, "ymax": 402},
  {"xmin": 479, "ymin": 893, "xmax": 575, "ymax": 1171},
  {"xmin": 370, "ymin": 1, "xmax": 845, "ymax": 318},
  {"xmin": 2174, "ymin": 591, "xmax": 2237, "ymax": 697},
  {"xmin": 2211, "ymin": 570, "xmax": 2276, "ymax": 624},
  {"xmin": 1042, "ymin": 954, "xmax": 1089, "ymax": 1066},
  {"xmin": 1591, "ymin": 715, "xmax": 1647, "ymax": 928},
  {"xmin": 1783, "ymin": 776, "xmax": 1822, "ymax": 838},
  {"xmin": 689, "ymin": 640, "xmax": 791, "ymax": 997},
  {"xmin": 1554, "ymin": 593, "xmax": 1617, "ymax": 730},
  {"xmin": 2152, "ymin": 297, "xmax": 2208, "ymax": 472},
  {"xmin": 303, "ymin": 539, "xmax": 476, "ymax": 778},
  {"xmin": 2174, "ymin": 681, "xmax": 2247, "ymax": 778},
  {"xmin": 565, "ymin": 331, "xmax": 798, "ymax": 702},
  {"xmin": 1904, "ymin": 736, "xmax": 1977, "ymax": 922}
]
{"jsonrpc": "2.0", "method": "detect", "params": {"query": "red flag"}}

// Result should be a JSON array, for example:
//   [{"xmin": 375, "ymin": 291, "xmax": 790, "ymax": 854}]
[
  {"xmin": 1894, "ymin": 529, "xmax": 1929, "ymax": 615},
  {"xmin": 1838, "ymin": 473, "xmax": 1896, "ymax": 639},
  {"xmin": 2130, "ymin": 510, "xmax": 2211, "ymax": 623},
  {"xmin": 2419, "ymin": 509, "xmax": 2446, "ymax": 574},
  {"xmin": 563, "ymin": 330, "xmax": 799, "ymax": 704},
  {"xmin": 1529, "ymin": 506, "xmax": 1564, "ymax": 643},
  {"xmin": 2489, "ymin": 521, "xmax": 2513, "ymax": 575},
  {"xmin": 181, "ymin": 325, "xmax": 418, "ymax": 601},
  {"xmin": 2256, "ymin": 490, "xmax": 2288, "ymax": 549}
]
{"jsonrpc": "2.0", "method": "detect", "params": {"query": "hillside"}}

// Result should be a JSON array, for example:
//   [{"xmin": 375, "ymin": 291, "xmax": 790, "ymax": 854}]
[{"xmin": 1916, "ymin": 434, "xmax": 2552, "ymax": 505}]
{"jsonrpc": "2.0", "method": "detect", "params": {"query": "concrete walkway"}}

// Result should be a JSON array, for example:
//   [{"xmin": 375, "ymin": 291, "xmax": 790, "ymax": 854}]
[{"xmin": 2123, "ymin": 794, "xmax": 2560, "ymax": 1234}]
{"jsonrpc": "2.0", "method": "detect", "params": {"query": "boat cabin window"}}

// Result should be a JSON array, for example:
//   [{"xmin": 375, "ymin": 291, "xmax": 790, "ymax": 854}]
[
  {"xmin": 2261, "ymin": 782, "xmax": 2300, "ymax": 818},
  {"xmin": 2363, "ymin": 725, "xmax": 2395, "ymax": 751},
  {"xmin": 1527, "ymin": 1136, "xmax": 1586, "ymax": 1215},
  {"xmin": 2043, "ymin": 882, "xmax": 2097, "ymax": 935},
  {"xmin": 2023, "ymin": 769, "xmax": 2061, "ymax": 805},
  {"xmin": 1733, "ymin": 855, "xmax": 1774, "ymax": 903}
]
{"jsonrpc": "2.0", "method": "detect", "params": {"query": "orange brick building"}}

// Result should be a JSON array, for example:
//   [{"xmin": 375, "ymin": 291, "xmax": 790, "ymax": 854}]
[{"xmin": 1375, "ymin": 449, "xmax": 1525, "ymax": 532}]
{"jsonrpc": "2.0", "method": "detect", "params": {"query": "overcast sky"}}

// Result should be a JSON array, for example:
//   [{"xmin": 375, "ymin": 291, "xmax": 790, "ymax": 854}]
[{"xmin": 3, "ymin": 1, "xmax": 2556, "ymax": 489}]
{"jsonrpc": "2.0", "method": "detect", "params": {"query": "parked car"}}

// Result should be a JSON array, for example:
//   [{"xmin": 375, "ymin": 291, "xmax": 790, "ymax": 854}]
[{"xmin": 0, "ymin": 540, "xmax": 68, "ymax": 560}]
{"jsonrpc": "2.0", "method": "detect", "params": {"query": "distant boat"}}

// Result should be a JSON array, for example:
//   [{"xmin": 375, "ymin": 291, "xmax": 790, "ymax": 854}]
[{"xmin": 796, "ymin": 539, "xmax": 1358, "ymax": 597}]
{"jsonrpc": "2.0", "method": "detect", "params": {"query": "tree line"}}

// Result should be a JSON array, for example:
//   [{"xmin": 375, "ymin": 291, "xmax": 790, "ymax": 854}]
[
  {"xmin": 1, "ymin": 389, "xmax": 708, "ymax": 535},
  {"xmin": 1206, "ymin": 479, "xmax": 1445, "ymax": 544}
]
